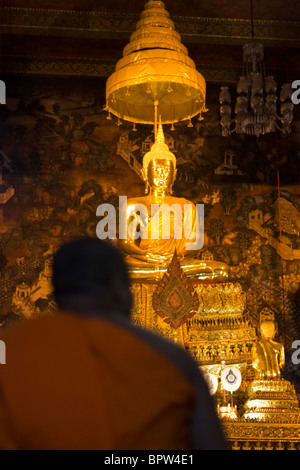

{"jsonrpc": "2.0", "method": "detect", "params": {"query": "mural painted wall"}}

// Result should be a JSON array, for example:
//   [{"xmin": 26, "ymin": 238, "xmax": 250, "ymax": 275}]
[{"xmin": 0, "ymin": 75, "xmax": 300, "ymax": 376}]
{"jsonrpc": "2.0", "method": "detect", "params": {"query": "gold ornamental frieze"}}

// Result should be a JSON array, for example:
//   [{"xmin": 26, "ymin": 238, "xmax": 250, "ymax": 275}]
[
  {"xmin": 243, "ymin": 379, "xmax": 300, "ymax": 423},
  {"xmin": 224, "ymin": 421, "xmax": 300, "ymax": 449},
  {"xmin": 3, "ymin": 7, "xmax": 299, "ymax": 47},
  {"xmin": 131, "ymin": 277, "xmax": 257, "ymax": 361},
  {"xmin": 151, "ymin": 251, "xmax": 199, "ymax": 329},
  {"xmin": 195, "ymin": 282, "xmax": 246, "ymax": 317},
  {"xmin": 187, "ymin": 326, "xmax": 256, "ymax": 343}
]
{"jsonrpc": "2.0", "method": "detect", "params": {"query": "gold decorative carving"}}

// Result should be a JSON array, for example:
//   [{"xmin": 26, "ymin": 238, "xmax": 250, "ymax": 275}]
[
  {"xmin": 130, "ymin": 275, "xmax": 300, "ymax": 448},
  {"xmin": 2, "ymin": 7, "xmax": 299, "ymax": 46},
  {"xmin": 224, "ymin": 420, "xmax": 300, "ymax": 449},
  {"xmin": 196, "ymin": 282, "xmax": 246, "ymax": 316},
  {"xmin": 1, "ymin": 56, "xmax": 116, "ymax": 78},
  {"xmin": 243, "ymin": 379, "xmax": 300, "ymax": 423},
  {"xmin": 132, "ymin": 278, "xmax": 256, "ymax": 364},
  {"xmin": 152, "ymin": 251, "xmax": 199, "ymax": 329}
]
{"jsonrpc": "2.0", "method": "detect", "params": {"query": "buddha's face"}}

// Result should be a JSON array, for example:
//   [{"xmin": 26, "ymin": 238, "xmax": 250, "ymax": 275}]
[
  {"xmin": 147, "ymin": 158, "xmax": 175, "ymax": 192},
  {"xmin": 260, "ymin": 321, "xmax": 275, "ymax": 340}
]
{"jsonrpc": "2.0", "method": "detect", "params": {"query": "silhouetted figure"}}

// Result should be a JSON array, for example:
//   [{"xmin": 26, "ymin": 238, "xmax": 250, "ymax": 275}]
[{"xmin": 0, "ymin": 237, "xmax": 226, "ymax": 450}]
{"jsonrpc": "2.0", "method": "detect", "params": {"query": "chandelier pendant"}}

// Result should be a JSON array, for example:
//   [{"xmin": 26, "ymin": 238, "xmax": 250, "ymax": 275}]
[{"xmin": 219, "ymin": 2, "xmax": 294, "ymax": 137}]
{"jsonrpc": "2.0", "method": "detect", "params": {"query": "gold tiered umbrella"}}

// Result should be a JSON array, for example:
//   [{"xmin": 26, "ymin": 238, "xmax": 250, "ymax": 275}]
[{"xmin": 106, "ymin": 0, "xmax": 206, "ymax": 132}]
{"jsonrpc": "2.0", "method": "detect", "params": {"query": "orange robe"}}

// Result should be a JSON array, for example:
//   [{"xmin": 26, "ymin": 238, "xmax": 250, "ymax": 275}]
[{"xmin": 0, "ymin": 312, "xmax": 225, "ymax": 450}]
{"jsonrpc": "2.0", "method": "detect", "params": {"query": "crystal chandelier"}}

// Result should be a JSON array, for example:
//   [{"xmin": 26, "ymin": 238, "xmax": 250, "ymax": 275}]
[{"xmin": 219, "ymin": 1, "xmax": 294, "ymax": 137}]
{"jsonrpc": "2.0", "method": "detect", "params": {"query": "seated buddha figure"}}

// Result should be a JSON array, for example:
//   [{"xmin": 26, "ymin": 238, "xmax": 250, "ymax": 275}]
[
  {"xmin": 252, "ymin": 311, "xmax": 285, "ymax": 380},
  {"xmin": 118, "ymin": 124, "xmax": 229, "ymax": 280}
]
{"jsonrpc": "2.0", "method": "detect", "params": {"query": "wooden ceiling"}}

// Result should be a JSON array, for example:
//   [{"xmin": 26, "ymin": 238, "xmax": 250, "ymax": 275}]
[
  {"xmin": 2, "ymin": 0, "xmax": 300, "ymax": 20},
  {"xmin": 1, "ymin": 0, "xmax": 300, "ymax": 84}
]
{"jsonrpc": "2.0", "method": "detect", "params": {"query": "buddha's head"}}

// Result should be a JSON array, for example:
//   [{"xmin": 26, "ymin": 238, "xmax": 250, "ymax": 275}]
[
  {"xmin": 260, "ymin": 320, "xmax": 276, "ymax": 340},
  {"xmin": 259, "ymin": 309, "xmax": 277, "ymax": 340},
  {"xmin": 142, "ymin": 124, "xmax": 177, "ymax": 195}
]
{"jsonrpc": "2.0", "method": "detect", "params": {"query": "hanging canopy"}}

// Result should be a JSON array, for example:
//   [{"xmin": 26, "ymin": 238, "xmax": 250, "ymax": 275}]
[{"xmin": 106, "ymin": 0, "xmax": 206, "ymax": 125}]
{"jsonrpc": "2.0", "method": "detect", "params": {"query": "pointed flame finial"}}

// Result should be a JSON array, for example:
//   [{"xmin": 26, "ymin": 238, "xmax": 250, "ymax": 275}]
[
  {"xmin": 156, "ymin": 116, "xmax": 165, "ymax": 143},
  {"xmin": 143, "ymin": 114, "xmax": 177, "ymax": 179}
]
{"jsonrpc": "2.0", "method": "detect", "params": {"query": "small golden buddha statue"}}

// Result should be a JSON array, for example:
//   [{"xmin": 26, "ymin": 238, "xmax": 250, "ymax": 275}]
[
  {"xmin": 119, "ymin": 124, "xmax": 228, "ymax": 280},
  {"xmin": 252, "ymin": 310, "xmax": 285, "ymax": 380}
]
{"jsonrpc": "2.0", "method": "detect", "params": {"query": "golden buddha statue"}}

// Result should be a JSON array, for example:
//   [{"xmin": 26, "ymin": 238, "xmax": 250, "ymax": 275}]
[
  {"xmin": 252, "ymin": 310, "xmax": 285, "ymax": 380},
  {"xmin": 119, "ymin": 124, "xmax": 229, "ymax": 280},
  {"xmin": 243, "ymin": 309, "xmax": 300, "ymax": 423}
]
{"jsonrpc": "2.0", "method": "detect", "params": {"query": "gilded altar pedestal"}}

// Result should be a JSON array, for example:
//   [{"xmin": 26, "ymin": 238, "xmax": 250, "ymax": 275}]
[
  {"xmin": 187, "ymin": 282, "xmax": 256, "ymax": 377},
  {"xmin": 225, "ymin": 386, "xmax": 300, "ymax": 450},
  {"xmin": 130, "ymin": 261, "xmax": 300, "ymax": 450},
  {"xmin": 223, "ymin": 420, "xmax": 300, "ymax": 450},
  {"xmin": 243, "ymin": 379, "xmax": 300, "ymax": 423},
  {"xmin": 131, "ymin": 278, "xmax": 257, "ymax": 375}
]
